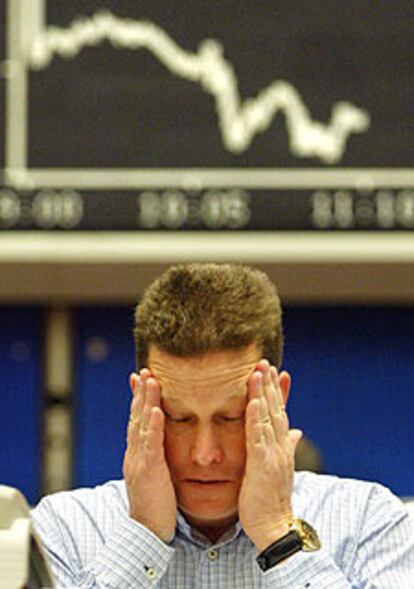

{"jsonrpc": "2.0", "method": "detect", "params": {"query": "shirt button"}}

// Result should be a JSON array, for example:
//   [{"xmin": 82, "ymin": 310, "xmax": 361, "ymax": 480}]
[
  {"xmin": 145, "ymin": 567, "xmax": 157, "ymax": 579},
  {"xmin": 207, "ymin": 548, "xmax": 218, "ymax": 561}
]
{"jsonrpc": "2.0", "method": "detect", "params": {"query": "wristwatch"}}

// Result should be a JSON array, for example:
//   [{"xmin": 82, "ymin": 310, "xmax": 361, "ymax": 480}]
[{"xmin": 256, "ymin": 518, "xmax": 321, "ymax": 571}]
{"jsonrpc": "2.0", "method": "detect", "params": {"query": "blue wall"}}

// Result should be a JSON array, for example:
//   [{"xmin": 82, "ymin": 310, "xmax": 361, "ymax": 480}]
[
  {"xmin": 74, "ymin": 307, "xmax": 134, "ymax": 487},
  {"xmin": 0, "ymin": 307, "xmax": 43, "ymax": 505},
  {"xmin": 284, "ymin": 306, "xmax": 414, "ymax": 497}
]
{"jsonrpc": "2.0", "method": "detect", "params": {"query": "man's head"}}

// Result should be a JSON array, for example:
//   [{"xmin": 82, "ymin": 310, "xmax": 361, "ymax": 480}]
[
  {"xmin": 131, "ymin": 264, "xmax": 289, "ymax": 537},
  {"xmin": 134, "ymin": 263, "xmax": 284, "ymax": 370}
]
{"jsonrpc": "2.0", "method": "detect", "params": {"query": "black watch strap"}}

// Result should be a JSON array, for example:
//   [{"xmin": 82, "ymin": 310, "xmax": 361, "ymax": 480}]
[{"xmin": 256, "ymin": 530, "xmax": 302, "ymax": 571}]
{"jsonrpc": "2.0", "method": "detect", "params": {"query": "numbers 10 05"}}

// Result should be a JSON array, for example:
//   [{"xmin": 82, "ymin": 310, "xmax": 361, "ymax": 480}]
[{"xmin": 137, "ymin": 188, "xmax": 251, "ymax": 229}]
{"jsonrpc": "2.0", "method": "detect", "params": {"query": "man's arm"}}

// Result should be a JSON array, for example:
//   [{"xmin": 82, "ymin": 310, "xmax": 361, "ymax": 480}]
[
  {"xmin": 31, "ymin": 370, "xmax": 178, "ymax": 588},
  {"xmin": 32, "ymin": 491, "xmax": 175, "ymax": 588},
  {"xmin": 258, "ymin": 483, "xmax": 414, "ymax": 588},
  {"xmin": 238, "ymin": 360, "xmax": 414, "ymax": 587},
  {"xmin": 238, "ymin": 360, "xmax": 302, "ymax": 550},
  {"xmin": 124, "ymin": 369, "xmax": 177, "ymax": 541}
]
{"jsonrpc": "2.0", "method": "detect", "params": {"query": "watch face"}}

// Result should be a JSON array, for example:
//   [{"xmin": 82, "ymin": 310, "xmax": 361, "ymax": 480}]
[{"xmin": 295, "ymin": 519, "xmax": 321, "ymax": 551}]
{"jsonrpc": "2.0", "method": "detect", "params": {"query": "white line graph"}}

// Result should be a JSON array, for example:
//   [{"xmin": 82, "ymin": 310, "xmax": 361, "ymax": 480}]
[{"xmin": 27, "ymin": 10, "xmax": 371, "ymax": 165}]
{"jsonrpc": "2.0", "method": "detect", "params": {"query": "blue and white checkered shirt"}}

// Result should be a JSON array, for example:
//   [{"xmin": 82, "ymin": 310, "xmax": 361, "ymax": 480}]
[{"xmin": 31, "ymin": 472, "xmax": 414, "ymax": 588}]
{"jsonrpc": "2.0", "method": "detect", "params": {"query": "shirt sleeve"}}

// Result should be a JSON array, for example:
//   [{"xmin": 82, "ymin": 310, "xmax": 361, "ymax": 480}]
[
  {"xmin": 31, "ymin": 494, "xmax": 175, "ymax": 588},
  {"xmin": 258, "ymin": 483, "xmax": 414, "ymax": 588}
]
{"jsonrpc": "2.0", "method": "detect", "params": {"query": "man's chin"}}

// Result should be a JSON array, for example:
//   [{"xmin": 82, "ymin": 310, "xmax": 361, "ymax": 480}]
[
  {"xmin": 174, "ymin": 479, "xmax": 241, "ymax": 532},
  {"xmin": 178, "ymin": 502, "xmax": 239, "ymax": 529}
]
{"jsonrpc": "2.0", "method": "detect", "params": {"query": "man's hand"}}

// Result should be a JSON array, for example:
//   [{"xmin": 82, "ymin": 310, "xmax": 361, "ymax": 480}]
[
  {"xmin": 123, "ymin": 370, "xmax": 177, "ymax": 542},
  {"xmin": 238, "ymin": 360, "xmax": 302, "ymax": 552}
]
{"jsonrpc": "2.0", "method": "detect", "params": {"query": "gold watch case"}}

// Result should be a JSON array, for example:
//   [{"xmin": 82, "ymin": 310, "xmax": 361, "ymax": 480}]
[{"xmin": 289, "ymin": 518, "xmax": 321, "ymax": 551}]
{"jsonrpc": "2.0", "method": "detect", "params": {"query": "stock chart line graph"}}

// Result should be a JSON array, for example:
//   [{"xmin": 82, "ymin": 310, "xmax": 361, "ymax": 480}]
[
  {"xmin": 2, "ymin": 0, "xmax": 414, "ymax": 231},
  {"xmin": 28, "ymin": 10, "xmax": 370, "ymax": 165}
]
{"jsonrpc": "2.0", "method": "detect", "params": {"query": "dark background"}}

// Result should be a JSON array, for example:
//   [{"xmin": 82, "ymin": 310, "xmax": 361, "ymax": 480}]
[{"xmin": 1, "ymin": 1, "xmax": 413, "ymax": 168}]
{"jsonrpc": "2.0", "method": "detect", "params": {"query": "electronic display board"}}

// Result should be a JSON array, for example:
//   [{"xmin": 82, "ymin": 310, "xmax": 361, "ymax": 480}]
[{"xmin": 1, "ymin": 0, "xmax": 414, "ymax": 231}]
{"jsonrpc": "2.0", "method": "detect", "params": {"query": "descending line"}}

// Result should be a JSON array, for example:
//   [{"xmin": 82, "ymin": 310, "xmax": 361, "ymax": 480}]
[{"xmin": 28, "ymin": 10, "xmax": 370, "ymax": 164}]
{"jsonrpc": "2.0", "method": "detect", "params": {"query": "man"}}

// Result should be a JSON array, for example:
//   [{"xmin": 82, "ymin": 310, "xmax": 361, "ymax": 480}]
[{"xmin": 32, "ymin": 263, "xmax": 414, "ymax": 587}]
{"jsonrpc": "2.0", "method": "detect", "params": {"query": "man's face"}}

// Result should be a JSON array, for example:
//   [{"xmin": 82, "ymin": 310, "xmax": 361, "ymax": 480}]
[{"xmin": 148, "ymin": 344, "xmax": 261, "ymax": 532}]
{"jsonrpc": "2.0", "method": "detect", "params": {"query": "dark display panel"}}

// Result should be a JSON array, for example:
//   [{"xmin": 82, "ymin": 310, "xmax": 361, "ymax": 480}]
[{"xmin": 1, "ymin": 1, "xmax": 414, "ymax": 230}]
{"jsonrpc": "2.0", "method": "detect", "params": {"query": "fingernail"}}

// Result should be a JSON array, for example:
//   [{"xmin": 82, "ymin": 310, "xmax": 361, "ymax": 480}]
[{"xmin": 146, "ymin": 377, "xmax": 157, "ymax": 389}]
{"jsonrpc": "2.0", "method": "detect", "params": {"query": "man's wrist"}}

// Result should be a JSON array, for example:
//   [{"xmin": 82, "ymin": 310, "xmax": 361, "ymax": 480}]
[
  {"xmin": 252, "ymin": 523, "xmax": 291, "ymax": 553},
  {"xmin": 256, "ymin": 518, "xmax": 321, "ymax": 571},
  {"xmin": 129, "ymin": 512, "xmax": 174, "ymax": 543}
]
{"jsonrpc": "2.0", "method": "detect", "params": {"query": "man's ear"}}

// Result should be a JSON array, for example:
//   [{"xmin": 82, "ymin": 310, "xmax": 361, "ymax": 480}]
[
  {"xmin": 129, "ymin": 372, "xmax": 139, "ymax": 396},
  {"xmin": 279, "ymin": 371, "xmax": 291, "ymax": 405}
]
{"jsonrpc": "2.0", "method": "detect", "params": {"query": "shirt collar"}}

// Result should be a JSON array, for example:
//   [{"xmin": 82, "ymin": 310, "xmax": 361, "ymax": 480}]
[{"xmin": 175, "ymin": 510, "xmax": 243, "ymax": 547}]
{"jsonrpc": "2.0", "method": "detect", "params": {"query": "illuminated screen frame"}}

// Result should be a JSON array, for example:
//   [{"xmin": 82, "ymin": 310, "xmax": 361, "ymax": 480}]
[{"xmin": 5, "ymin": 0, "xmax": 414, "ymax": 193}]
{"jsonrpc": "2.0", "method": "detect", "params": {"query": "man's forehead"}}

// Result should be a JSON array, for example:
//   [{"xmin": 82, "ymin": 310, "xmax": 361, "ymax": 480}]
[
  {"xmin": 148, "ymin": 344, "xmax": 260, "ymax": 399},
  {"xmin": 164, "ymin": 390, "xmax": 247, "ymax": 405}
]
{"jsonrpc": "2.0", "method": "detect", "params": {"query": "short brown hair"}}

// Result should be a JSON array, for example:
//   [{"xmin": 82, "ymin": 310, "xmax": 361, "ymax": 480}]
[{"xmin": 134, "ymin": 263, "xmax": 283, "ymax": 369}]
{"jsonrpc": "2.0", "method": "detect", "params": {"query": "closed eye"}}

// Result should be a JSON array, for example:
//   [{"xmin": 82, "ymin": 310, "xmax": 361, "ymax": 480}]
[
  {"xmin": 221, "ymin": 414, "xmax": 245, "ymax": 422},
  {"xmin": 164, "ymin": 412, "xmax": 192, "ymax": 423},
  {"xmin": 163, "ymin": 411, "xmax": 245, "ymax": 423}
]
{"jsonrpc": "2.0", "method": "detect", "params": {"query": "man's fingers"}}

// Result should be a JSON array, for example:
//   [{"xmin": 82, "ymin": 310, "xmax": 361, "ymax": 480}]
[
  {"xmin": 127, "ymin": 375, "xmax": 142, "ymax": 440},
  {"xmin": 268, "ymin": 366, "xmax": 289, "ymax": 431},
  {"xmin": 137, "ymin": 368, "xmax": 151, "ymax": 413},
  {"xmin": 145, "ymin": 377, "xmax": 161, "ymax": 408},
  {"xmin": 288, "ymin": 428, "xmax": 303, "ymax": 453},
  {"xmin": 127, "ymin": 405, "xmax": 141, "ymax": 445},
  {"xmin": 260, "ymin": 362, "xmax": 278, "ymax": 426},
  {"xmin": 128, "ymin": 373, "xmax": 161, "ymax": 443},
  {"xmin": 270, "ymin": 366, "xmax": 286, "ymax": 408},
  {"xmin": 247, "ymin": 370, "xmax": 264, "ymax": 401},
  {"xmin": 144, "ymin": 407, "xmax": 165, "ymax": 461},
  {"xmin": 248, "ymin": 368, "xmax": 281, "ymax": 438},
  {"xmin": 129, "ymin": 372, "xmax": 145, "ymax": 418},
  {"xmin": 130, "ymin": 372, "xmax": 139, "ymax": 396},
  {"xmin": 139, "ymin": 377, "xmax": 161, "ymax": 433},
  {"xmin": 245, "ymin": 397, "xmax": 275, "ymax": 454},
  {"xmin": 251, "ymin": 360, "xmax": 292, "ymax": 452},
  {"xmin": 139, "ymin": 368, "xmax": 152, "ymax": 380},
  {"xmin": 254, "ymin": 360, "xmax": 284, "ymax": 418},
  {"xmin": 245, "ymin": 398, "xmax": 264, "ymax": 449}
]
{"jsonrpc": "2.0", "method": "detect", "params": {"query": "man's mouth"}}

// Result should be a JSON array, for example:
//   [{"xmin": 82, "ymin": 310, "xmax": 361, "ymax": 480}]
[{"xmin": 185, "ymin": 479, "xmax": 230, "ymax": 485}]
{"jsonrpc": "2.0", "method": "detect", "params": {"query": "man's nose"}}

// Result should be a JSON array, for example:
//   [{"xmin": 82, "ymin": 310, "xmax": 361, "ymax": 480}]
[{"xmin": 190, "ymin": 424, "xmax": 223, "ymax": 467}]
